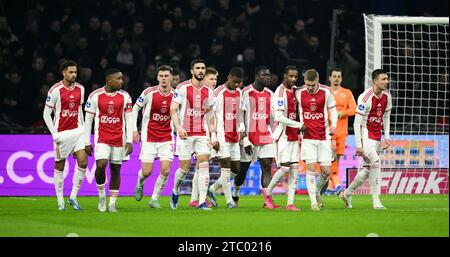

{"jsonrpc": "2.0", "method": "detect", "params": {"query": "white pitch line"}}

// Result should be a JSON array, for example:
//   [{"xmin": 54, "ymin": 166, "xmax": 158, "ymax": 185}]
[{"xmin": 7, "ymin": 197, "xmax": 38, "ymax": 201}]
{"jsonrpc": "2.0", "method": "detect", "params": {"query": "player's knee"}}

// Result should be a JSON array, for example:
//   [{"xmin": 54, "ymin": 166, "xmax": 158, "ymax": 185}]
[
  {"xmin": 77, "ymin": 159, "xmax": 87, "ymax": 169},
  {"xmin": 55, "ymin": 160, "xmax": 65, "ymax": 171},
  {"xmin": 96, "ymin": 160, "xmax": 108, "ymax": 170}
]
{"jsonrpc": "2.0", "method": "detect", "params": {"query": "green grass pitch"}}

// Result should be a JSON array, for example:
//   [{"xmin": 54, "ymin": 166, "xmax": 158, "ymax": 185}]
[{"xmin": 0, "ymin": 194, "xmax": 448, "ymax": 237}]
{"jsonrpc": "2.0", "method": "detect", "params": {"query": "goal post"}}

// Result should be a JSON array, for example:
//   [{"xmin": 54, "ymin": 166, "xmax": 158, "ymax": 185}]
[
  {"xmin": 352, "ymin": 15, "xmax": 450, "ymax": 195},
  {"xmin": 363, "ymin": 14, "xmax": 449, "ymax": 89}
]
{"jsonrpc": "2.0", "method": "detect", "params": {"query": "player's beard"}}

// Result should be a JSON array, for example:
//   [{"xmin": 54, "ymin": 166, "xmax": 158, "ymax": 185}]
[{"xmin": 194, "ymin": 73, "xmax": 204, "ymax": 81}]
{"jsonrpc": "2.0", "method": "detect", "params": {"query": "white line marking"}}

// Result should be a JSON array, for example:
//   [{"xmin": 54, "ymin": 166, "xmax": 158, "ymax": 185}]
[{"xmin": 7, "ymin": 197, "xmax": 38, "ymax": 201}]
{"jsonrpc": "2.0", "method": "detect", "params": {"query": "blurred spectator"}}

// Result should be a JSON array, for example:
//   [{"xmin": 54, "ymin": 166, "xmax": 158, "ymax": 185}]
[
  {"xmin": 232, "ymin": 46, "xmax": 257, "ymax": 84},
  {"xmin": 171, "ymin": 68, "xmax": 181, "ymax": 88},
  {"xmin": 61, "ymin": 19, "xmax": 82, "ymax": 54},
  {"xmin": 303, "ymin": 35, "xmax": 327, "ymax": 82},
  {"xmin": 0, "ymin": 0, "xmax": 444, "ymax": 132},
  {"xmin": 1, "ymin": 69, "xmax": 29, "ymax": 125},
  {"xmin": 335, "ymin": 41, "xmax": 361, "ymax": 92},
  {"xmin": 270, "ymin": 32, "xmax": 294, "ymax": 78}
]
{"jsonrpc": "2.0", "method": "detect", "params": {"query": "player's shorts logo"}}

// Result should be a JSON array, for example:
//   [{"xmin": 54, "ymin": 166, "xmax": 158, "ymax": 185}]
[
  {"xmin": 138, "ymin": 96, "xmax": 144, "ymax": 103},
  {"xmin": 358, "ymin": 104, "xmax": 365, "ymax": 111}
]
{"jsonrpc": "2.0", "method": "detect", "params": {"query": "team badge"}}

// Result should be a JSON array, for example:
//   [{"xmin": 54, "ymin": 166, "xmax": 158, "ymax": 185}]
[
  {"xmin": 138, "ymin": 96, "xmax": 144, "ymax": 103},
  {"xmin": 86, "ymin": 101, "xmax": 91, "ymax": 108},
  {"xmin": 46, "ymin": 96, "xmax": 51, "ymax": 102},
  {"xmin": 358, "ymin": 104, "xmax": 365, "ymax": 111}
]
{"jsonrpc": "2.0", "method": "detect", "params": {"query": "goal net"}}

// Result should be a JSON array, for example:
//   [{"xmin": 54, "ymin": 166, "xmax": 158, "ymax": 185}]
[{"xmin": 350, "ymin": 15, "xmax": 449, "ymax": 195}]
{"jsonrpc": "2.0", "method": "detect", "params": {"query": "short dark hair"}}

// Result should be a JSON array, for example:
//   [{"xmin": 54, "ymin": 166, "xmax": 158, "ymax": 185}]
[
  {"xmin": 255, "ymin": 66, "xmax": 269, "ymax": 76},
  {"xmin": 229, "ymin": 67, "xmax": 244, "ymax": 79},
  {"xmin": 284, "ymin": 65, "xmax": 298, "ymax": 75},
  {"xmin": 329, "ymin": 67, "xmax": 342, "ymax": 76},
  {"xmin": 304, "ymin": 69, "xmax": 319, "ymax": 81},
  {"xmin": 105, "ymin": 68, "xmax": 121, "ymax": 78},
  {"xmin": 172, "ymin": 68, "xmax": 180, "ymax": 76},
  {"xmin": 190, "ymin": 58, "xmax": 206, "ymax": 69},
  {"xmin": 60, "ymin": 60, "xmax": 77, "ymax": 72},
  {"xmin": 372, "ymin": 69, "xmax": 388, "ymax": 81},
  {"xmin": 157, "ymin": 65, "xmax": 173, "ymax": 74}
]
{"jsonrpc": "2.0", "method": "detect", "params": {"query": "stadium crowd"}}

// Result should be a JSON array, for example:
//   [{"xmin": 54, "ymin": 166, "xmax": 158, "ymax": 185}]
[{"xmin": 0, "ymin": 0, "xmax": 446, "ymax": 131}]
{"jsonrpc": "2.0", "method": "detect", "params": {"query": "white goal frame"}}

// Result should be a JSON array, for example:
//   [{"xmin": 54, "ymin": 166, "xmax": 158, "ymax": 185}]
[{"xmin": 363, "ymin": 14, "xmax": 449, "ymax": 88}]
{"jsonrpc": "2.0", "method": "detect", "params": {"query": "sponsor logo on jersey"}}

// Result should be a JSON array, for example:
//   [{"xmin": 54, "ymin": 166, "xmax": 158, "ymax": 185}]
[
  {"xmin": 85, "ymin": 101, "xmax": 91, "ymax": 108},
  {"xmin": 138, "ymin": 96, "xmax": 144, "ymax": 103},
  {"xmin": 358, "ymin": 104, "xmax": 365, "ymax": 111},
  {"xmin": 46, "ymin": 96, "xmax": 51, "ymax": 102},
  {"xmin": 173, "ymin": 91, "xmax": 178, "ymax": 98},
  {"xmin": 100, "ymin": 116, "xmax": 121, "ymax": 124},
  {"xmin": 152, "ymin": 113, "xmax": 171, "ymax": 121},
  {"xmin": 369, "ymin": 116, "xmax": 382, "ymax": 124},
  {"xmin": 304, "ymin": 112, "xmax": 324, "ymax": 120},
  {"xmin": 61, "ymin": 110, "xmax": 78, "ymax": 118},
  {"xmin": 252, "ymin": 113, "xmax": 269, "ymax": 120},
  {"xmin": 288, "ymin": 113, "xmax": 296, "ymax": 120},
  {"xmin": 225, "ymin": 113, "xmax": 237, "ymax": 120},
  {"xmin": 186, "ymin": 108, "xmax": 205, "ymax": 117}
]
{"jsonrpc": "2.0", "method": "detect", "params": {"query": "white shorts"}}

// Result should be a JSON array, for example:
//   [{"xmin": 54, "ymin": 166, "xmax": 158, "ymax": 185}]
[
  {"xmin": 53, "ymin": 128, "xmax": 84, "ymax": 161},
  {"xmin": 213, "ymin": 138, "xmax": 240, "ymax": 161},
  {"xmin": 95, "ymin": 143, "xmax": 126, "ymax": 164},
  {"xmin": 361, "ymin": 137, "xmax": 381, "ymax": 166},
  {"xmin": 140, "ymin": 141, "xmax": 174, "ymax": 162},
  {"xmin": 301, "ymin": 139, "xmax": 333, "ymax": 165},
  {"xmin": 176, "ymin": 135, "xmax": 210, "ymax": 160},
  {"xmin": 275, "ymin": 140, "xmax": 299, "ymax": 165},
  {"xmin": 241, "ymin": 143, "xmax": 275, "ymax": 162}
]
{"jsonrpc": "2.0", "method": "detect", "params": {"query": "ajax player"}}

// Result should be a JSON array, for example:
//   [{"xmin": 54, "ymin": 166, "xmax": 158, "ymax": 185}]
[
  {"xmin": 84, "ymin": 68, "xmax": 134, "ymax": 212},
  {"xmin": 133, "ymin": 65, "xmax": 174, "ymax": 208},
  {"xmin": 295, "ymin": 69, "xmax": 337, "ymax": 210},
  {"xmin": 43, "ymin": 60, "xmax": 87, "ymax": 211},
  {"xmin": 339, "ymin": 69, "xmax": 392, "ymax": 209},
  {"xmin": 266, "ymin": 65, "xmax": 306, "ymax": 211}
]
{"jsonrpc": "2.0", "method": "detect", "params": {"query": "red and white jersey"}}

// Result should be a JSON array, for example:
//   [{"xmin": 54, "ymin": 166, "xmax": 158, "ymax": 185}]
[
  {"xmin": 356, "ymin": 87, "xmax": 392, "ymax": 141},
  {"xmin": 172, "ymin": 80, "xmax": 215, "ymax": 137},
  {"xmin": 296, "ymin": 84, "xmax": 336, "ymax": 140},
  {"xmin": 240, "ymin": 84, "xmax": 273, "ymax": 146},
  {"xmin": 136, "ymin": 86, "xmax": 173, "ymax": 143},
  {"xmin": 85, "ymin": 87, "xmax": 133, "ymax": 147},
  {"xmin": 272, "ymin": 83, "xmax": 298, "ymax": 142},
  {"xmin": 45, "ymin": 81, "xmax": 84, "ymax": 132},
  {"xmin": 214, "ymin": 84, "xmax": 241, "ymax": 143}
]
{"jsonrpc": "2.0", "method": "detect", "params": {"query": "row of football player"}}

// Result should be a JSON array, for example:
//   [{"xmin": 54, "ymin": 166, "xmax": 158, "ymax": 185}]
[{"xmin": 43, "ymin": 59, "xmax": 392, "ymax": 212}]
